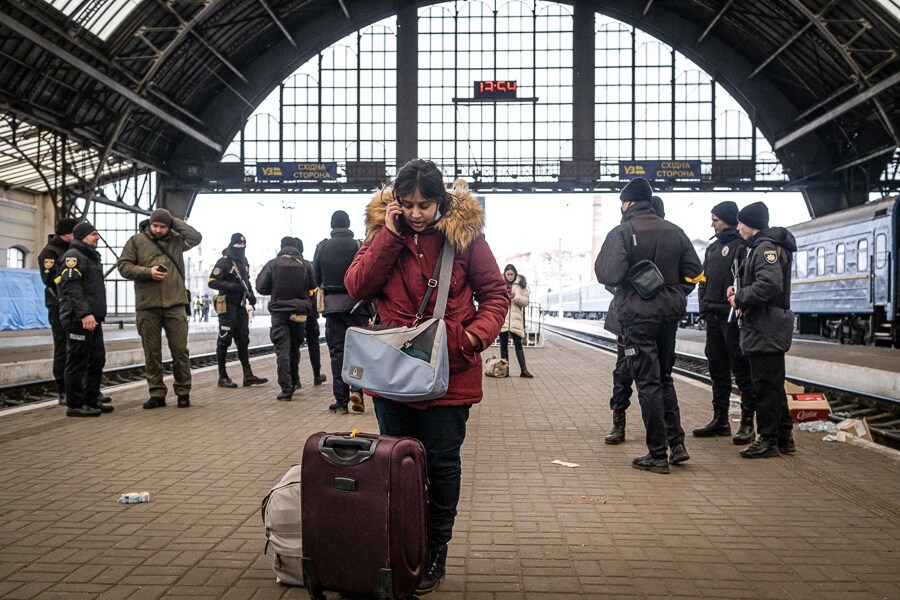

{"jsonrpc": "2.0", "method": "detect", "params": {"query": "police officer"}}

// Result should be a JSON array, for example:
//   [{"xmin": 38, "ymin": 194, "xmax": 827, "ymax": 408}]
[
  {"xmin": 208, "ymin": 233, "xmax": 268, "ymax": 388},
  {"xmin": 57, "ymin": 222, "xmax": 113, "ymax": 417},
  {"xmin": 255, "ymin": 237, "xmax": 316, "ymax": 399},
  {"xmin": 693, "ymin": 201, "xmax": 758, "ymax": 443},
  {"xmin": 37, "ymin": 217, "xmax": 78, "ymax": 405},
  {"xmin": 596, "ymin": 179, "xmax": 703, "ymax": 474},
  {"xmin": 727, "ymin": 202, "xmax": 796, "ymax": 458},
  {"xmin": 313, "ymin": 210, "xmax": 368, "ymax": 414},
  {"xmin": 293, "ymin": 237, "xmax": 327, "ymax": 389},
  {"xmin": 604, "ymin": 195, "xmax": 666, "ymax": 445}
]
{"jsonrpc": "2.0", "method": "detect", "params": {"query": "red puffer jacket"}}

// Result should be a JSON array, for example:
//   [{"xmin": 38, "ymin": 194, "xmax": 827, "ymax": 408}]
[{"xmin": 345, "ymin": 180, "xmax": 509, "ymax": 407}]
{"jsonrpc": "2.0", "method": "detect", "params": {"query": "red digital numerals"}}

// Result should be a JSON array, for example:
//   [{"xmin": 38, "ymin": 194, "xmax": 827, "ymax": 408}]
[{"xmin": 475, "ymin": 80, "xmax": 517, "ymax": 98}]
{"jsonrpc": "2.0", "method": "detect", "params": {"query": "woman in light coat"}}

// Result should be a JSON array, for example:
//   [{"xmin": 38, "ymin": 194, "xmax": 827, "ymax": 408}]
[{"xmin": 499, "ymin": 264, "xmax": 534, "ymax": 378}]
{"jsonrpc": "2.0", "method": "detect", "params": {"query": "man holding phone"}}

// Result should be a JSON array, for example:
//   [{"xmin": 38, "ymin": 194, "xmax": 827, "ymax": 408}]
[{"xmin": 118, "ymin": 208, "xmax": 202, "ymax": 409}]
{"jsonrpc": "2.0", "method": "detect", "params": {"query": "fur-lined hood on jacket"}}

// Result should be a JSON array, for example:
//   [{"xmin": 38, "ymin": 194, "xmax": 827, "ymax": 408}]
[{"xmin": 364, "ymin": 178, "xmax": 485, "ymax": 253}]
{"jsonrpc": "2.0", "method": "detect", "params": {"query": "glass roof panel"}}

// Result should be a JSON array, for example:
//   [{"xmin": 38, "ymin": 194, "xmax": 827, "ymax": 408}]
[{"xmin": 46, "ymin": 0, "xmax": 142, "ymax": 41}]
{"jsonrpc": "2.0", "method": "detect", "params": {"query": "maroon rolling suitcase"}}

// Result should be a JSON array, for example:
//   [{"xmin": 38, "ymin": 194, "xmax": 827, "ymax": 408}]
[{"xmin": 300, "ymin": 431, "xmax": 428, "ymax": 600}]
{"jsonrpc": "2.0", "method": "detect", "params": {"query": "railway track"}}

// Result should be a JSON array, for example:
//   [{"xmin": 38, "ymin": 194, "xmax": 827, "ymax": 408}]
[
  {"xmin": 544, "ymin": 324, "xmax": 900, "ymax": 450},
  {"xmin": 0, "ymin": 344, "xmax": 276, "ymax": 411}
]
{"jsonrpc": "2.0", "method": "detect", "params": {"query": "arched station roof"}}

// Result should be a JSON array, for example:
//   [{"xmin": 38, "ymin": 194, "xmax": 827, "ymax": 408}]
[{"xmin": 0, "ymin": 0, "xmax": 897, "ymax": 216}]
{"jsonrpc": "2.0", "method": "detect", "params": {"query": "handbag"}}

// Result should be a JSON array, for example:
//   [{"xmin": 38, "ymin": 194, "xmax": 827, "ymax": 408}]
[
  {"xmin": 341, "ymin": 239, "xmax": 454, "ymax": 403},
  {"xmin": 146, "ymin": 232, "xmax": 192, "ymax": 315},
  {"xmin": 483, "ymin": 356, "xmax": 509, "ymax": 378},
  {"xmin": 626, "ymin": 225, "xmax": 665, "ymax": 299}
]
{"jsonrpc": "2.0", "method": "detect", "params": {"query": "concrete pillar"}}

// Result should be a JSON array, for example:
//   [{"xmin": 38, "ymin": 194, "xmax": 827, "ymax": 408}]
[
  {"xmin": 396, "ymin": 2, "xmax": 418, "ymax": 169},
  {"xmin": 572, "ymin": 2, "xmax": 595, "ymax": 162}
]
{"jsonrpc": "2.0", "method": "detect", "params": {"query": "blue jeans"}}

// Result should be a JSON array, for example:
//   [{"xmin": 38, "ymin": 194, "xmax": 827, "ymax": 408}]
[{"xmin": 373, "ymin": 399, "xmax": 470, "ymax": 548}]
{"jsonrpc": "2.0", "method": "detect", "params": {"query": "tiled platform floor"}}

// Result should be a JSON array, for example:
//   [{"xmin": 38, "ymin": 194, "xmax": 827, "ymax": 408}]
[{"xmin": 0, "ymin": 332, "xmax": 898, "ymax": 599}]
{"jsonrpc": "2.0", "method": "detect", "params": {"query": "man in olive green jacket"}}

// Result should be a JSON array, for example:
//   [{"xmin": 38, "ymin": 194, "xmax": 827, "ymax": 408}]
[{"xmin": 117, "ymin": 209, "xmax": 202, "ymax": 409}]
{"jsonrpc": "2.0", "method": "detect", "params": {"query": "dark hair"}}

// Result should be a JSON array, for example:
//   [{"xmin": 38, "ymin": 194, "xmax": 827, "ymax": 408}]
[{"xmin": 392, "ymin": 159, "xmax": 452, "ymax": 215}]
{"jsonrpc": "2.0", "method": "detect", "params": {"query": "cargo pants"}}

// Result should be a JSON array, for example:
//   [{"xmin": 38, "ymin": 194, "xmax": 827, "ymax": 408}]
[{"xmin": 136, "ymin": 306, "xmax": 192, "ymax": 399}]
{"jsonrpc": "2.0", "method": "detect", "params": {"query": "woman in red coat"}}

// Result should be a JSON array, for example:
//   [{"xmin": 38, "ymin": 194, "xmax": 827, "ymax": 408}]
[{"xmin": 345, "ymin": 159, "xmax": 508, "ymax": 594}]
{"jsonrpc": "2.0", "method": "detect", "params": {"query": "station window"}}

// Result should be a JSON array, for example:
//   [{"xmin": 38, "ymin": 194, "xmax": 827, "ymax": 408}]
[
  {"xmin": 795, "ymin": 249, "xmax": 807, "ymax": 278},
  {"xmin": 858, "ymin": 239, "xmax": 868, "ymax": 272},
  {"xmin": 6, "ymin": 247, "xmax": 25, "ymax": 269},
  {"xmin": 816, "ymin": 247, "xmax": 825, "ymax": 276},
  {"xmin": 875, "ymin": 233, "xmax": 887, "ymax": 268},
  {"xmin": 835, "ymin": 243, "xmax": 845, "ymax": 274}
]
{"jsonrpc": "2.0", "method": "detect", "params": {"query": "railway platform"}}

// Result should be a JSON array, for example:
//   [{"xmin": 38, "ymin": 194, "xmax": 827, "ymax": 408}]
[{"xmin": 1, "ymin": 331, "xmax": 898, "ymax": 599}]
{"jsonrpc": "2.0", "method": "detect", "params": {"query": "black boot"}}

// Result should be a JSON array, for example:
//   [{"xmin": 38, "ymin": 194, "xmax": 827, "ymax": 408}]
[
  {"xmin": 242, "ymin": 367, "xmax": 268, "ymax": 387},
  {"xmin": 732, "ymin": 411, "xmax": 756, "ymax": 445},
  {"xmin": 416, "ymin": 544, "xmax": 448, "ymax": 595},
  {"xmin": 692, "ymin": 407, "xmax": 732, "ymax": 437},
  {"xmin": 218, "ymin": 376, "xmax": 238, "ymax": 389},
  {"xmin": 740, "ymin": 436, "xmax": 780, "ymax": 459},
  {"xmin": 313, "ymin": 374, "xmax": 327, "ymax": 386},
  {"xmin": 604, "ymin": 410, "xmax": 626, "ymax": 445},
  {"xmin": 515, "ymin": 343, "xmax": 533, "ymax": 378}
]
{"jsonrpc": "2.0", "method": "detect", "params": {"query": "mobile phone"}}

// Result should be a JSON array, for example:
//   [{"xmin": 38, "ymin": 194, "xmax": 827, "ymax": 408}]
[{"xmin": 157, "ymin": 265, "xmax": 168, "ymax": 273}]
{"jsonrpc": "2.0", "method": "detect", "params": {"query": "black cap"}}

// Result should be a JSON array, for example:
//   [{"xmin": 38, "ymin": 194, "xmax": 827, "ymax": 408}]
[
  {"xmin": 331, "ymin": 210, "xmax": 351, "ymax": 229},
  {"xmin": 150, "ymin": 208, "xmax": 173, "ymax": 227},
  {"xmin": 72, "ymin": 221, "xmax": 97, "ymax": 241},
  {"xmin": 619, "ymin": 177, "xmax": 653, "ymax": 202},
  {"xmin": 711, "ymin": 201, "xmax": 739, "ymax": 226},
  {"xmin": 293, "ymin": 237, "xmax": 304, "ymax": 254},
  {"xmin": 55, "ymin": 218, "xmax": 79, "ymax": 236},
  {"xmin": 650, "ymin": 196, "xmax": 665, "ymax": 218},
  {"xmin": 737, "ymin": 202, "xmax": 769, "ymax": 230},
  {"xmin": 230, "ymin": 232, "xmax": 246, "ymax": 246},
  {"xmin": 280, "ymin": 236, "xmax": 296, "ymax": 249}
]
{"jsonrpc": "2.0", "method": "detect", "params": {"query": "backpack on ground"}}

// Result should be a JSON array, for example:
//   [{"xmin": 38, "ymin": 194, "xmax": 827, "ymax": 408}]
[
  {"xmin": 484, "ymin": 356, "xmax": 509, "ymax": 378},
  {"xmin": 260, "ymin": 464, "xmax": 303, "ymax": 586}
]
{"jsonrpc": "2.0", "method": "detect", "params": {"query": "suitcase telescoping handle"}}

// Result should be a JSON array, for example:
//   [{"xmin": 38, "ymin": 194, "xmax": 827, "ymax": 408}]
[{"xmin": 317, "ymin": 435, "xmax": 379, "ymax": 465}]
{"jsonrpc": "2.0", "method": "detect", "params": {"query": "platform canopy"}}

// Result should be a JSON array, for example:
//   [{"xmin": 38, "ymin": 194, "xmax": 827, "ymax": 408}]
[{"xmin": 0, "ymin": 0, "xmax": 897, "ymax": 217}]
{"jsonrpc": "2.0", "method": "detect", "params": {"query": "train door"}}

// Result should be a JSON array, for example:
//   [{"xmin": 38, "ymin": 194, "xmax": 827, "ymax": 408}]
[{"xmin": 870, "ymin": 213, "xmax": 893, "ymax": 345}]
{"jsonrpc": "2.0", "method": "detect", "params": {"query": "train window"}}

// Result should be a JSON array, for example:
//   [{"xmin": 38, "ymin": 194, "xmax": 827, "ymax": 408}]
[
  {"xmin": 795, "ymin": 250, "xmax": 808, "ymax": 278},
  {"xmin": 816, "ymin": 247, "xmax": 825, "ymax": 275},
  {"xmin": 858, "ymin": 239, "xmax": 868, "ymax": 272},
  {"xmin": 875, "ymin": 234, "xmax": 887, "ymax": 269},
  {"xmin": 835, "ymin": 244, "xmax": 845, "ymax": 274}
]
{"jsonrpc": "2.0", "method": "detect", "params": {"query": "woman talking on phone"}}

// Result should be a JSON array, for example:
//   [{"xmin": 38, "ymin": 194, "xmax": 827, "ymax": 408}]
[{"xmin": 345, "ymin": 159, "xmax": 508, "ymax": 594}]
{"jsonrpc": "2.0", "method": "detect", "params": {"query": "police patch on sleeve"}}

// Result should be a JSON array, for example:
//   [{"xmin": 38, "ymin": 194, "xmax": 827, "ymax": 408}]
[
  {"xmin": 764, "ymin": 250, "xmax": 777, "ymax": 264},
  {"xmin": 212, "ymin": 267, "xmax": 221, "ymax": 275},
  {"xmin": 43, "ymin": 258, "xmax": 55, "ymax": 269},
  {"xmin": 65, "ymin": 257, "xmax": 77, "ymax": 268}
]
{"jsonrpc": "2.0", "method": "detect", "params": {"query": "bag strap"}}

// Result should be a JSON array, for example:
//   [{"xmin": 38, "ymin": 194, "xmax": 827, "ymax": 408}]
[
  {"xmin": 415, "ymin": 238, "xmax": 455, "ymax": 322},
  {"xmin": 146, "ymin": 232, "xmax": 184, "ymax": 279}
]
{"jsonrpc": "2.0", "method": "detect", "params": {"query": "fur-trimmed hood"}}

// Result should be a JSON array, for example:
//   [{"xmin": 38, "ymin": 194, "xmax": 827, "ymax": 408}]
[{"xmin": 364, "ymin": 178, "xmax": 485, "ymax": 253}]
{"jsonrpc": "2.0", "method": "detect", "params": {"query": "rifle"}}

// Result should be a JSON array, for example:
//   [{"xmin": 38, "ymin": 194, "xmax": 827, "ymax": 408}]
[
  {"xmin": 229, "ymin": 262, "xmax": 253, "ymax": 305},
  {"xmin": 727, "ymin": 256, "xmax": 741, "ymax": 324}
]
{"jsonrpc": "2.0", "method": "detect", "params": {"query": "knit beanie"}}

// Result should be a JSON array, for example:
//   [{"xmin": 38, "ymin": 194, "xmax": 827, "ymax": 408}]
[
  {"xmin": 331, "ymin": 210, "xmax": 351, "ymax": 229},
  {"xmin": 619, "ymin": 177, "xmax": 653, "ymax": 202},
  {"xmin": 711, "ymin": 201, "xmax": 739, "ymax": 226},
  {"xmin": 293, "ymin": 237, "xmax": 304, "ymax": 254},
  {"xmin": 650, "ymin": 196, "xmax": 665, "ymax": 218},
  {"xmin": 280, "ymin": 236, "xmax": 297, "ymax": 249},
  {"xmin": 149, "ymin": 208, "xmax": 173, "ymax": 227},
  {"xmin": 737, "ymin": 202, "xmax": 769, "ymax": 230},
  {"xmin": 72, "ymin": 221, "xmax": 96, "ymax": 241},
  {"xmin": 55, "ymin": 218, "xmax": 79, "ymax": 236},
  {"xmin": 230, "ymin": 232, "xmax": 246, "ymax": 246}
]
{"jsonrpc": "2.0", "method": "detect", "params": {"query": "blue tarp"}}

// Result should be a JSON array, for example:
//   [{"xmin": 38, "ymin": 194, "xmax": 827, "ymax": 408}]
[{"xmin": 0, "ymin": 268, "xmax": 50, "ymax": 331}]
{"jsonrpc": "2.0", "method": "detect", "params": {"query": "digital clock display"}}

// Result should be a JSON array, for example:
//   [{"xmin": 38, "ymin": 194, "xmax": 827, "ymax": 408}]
[{"xmin": 474, "ymin": 80, "xmax": 517, "ymax": 99}]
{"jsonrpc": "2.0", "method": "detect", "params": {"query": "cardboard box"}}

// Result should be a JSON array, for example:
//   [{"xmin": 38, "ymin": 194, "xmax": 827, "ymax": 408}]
[
  {"xmin": 836, "ymin": 418, "xmax": 873, "ymax": 441},
  {"xmin": 788, "ymin": 392, "xmax": 831, "ymax": 422},
  {"xmin": 784, "ymin": 381, "xmax": 805, "ymax": 395}
]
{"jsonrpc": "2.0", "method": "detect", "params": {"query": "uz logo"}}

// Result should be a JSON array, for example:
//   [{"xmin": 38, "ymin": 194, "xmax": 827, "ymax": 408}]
[{"xmin": 348, "ymin": 365, "xmax": 364, "ymax": 379}]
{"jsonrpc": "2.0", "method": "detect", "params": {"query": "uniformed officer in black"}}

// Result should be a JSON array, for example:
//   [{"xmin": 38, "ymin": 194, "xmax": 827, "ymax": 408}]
[
  {"xmin": 37, "ymin": 217, "xmax": 78, "ymax": 404},
  {"xmin": 208, "ymin": 232, "xmax": 268, "ymax": 388},
  {"xmin": 693, "ymin": 201, "xmax": 758, "ymax": 443},
  {"xmin": 596, "ymin": 178, "xmax": 703, "ymax": 474},
  {"xmin": 293, "ymin": 237, "xmax": 327, "ymax": 389},
  {"xmin": 56, "ymin": 222, "xmax": 113, "ymax": 417},
  {"xmin": 727, "ymin": 202, "xmax": 796, "ymax": 458},
  {"xmin": 604, "ymin": 195, "xmax": 666, "ymax": 445}
]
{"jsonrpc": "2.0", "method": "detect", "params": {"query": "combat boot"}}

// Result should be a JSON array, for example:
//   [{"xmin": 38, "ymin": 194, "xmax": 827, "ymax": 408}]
[
  {"xmin": 313, "ymin": 374, "xmax": 327, "ymax": 386},
  {"xmin": 416, "ymin": 544, "xmax": 448, "ymax": 595},
  {"xmin": 692, "ymin": 407, "xmax": 732, "ymax": 437},
  {"xmin": 732, "ymin": 411, "xmax": 756, "ymax": 445},
  {"xmin": 740, "ymin": 436, "xmax": 780, "ymax": 459},
  {"xmin": 604, "ymin": 409, "xmax": 626, "ymax": 445},
  {"xmin": 218, "ymin": 376, "xmax": 238, "ymax": 389},
  {"xmin": 242, "ymin": 368, "xmax": 268, "ymax": 387}
]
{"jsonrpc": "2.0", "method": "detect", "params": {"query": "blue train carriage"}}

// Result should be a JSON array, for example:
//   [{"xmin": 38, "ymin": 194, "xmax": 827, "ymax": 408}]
[
  {"xmin": 540, "ymin": 281, "xmax": 698, "ymax": 324},
  {"xmin": 788, "ymin": 196, "xmax": 898, "ymax": 347}
]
